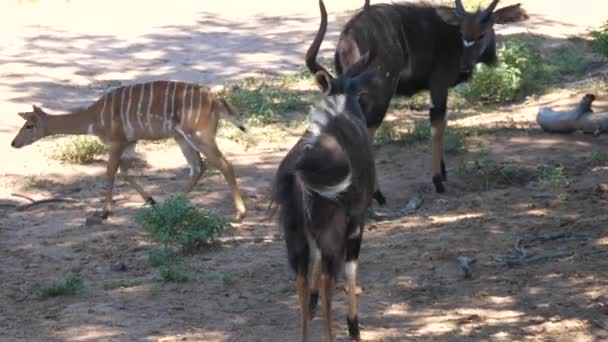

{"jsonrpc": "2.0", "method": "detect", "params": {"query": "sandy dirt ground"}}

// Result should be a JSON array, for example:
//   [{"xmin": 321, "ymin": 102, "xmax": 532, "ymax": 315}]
[{"xmin": 1, "ymin": 0, "xmax": 608, "ymax": 341}]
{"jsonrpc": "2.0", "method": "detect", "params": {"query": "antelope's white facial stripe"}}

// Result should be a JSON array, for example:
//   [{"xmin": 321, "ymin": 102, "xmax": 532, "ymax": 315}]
[{"xmin": 463, "ymin": 39, "xmax": 475, "ymax": 48}]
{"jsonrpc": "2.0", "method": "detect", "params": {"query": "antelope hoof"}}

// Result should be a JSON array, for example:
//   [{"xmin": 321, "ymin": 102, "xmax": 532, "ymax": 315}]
[
  {"xmin": 145, "ymin": 197, "xmax": 156, "ymax": 206},
  {"xmin": 309, "ymin": 291, "xmax": 319, "ymax": 320},
  {"xmin": 441, "ymin": 160, "xmax": 447, "ymax": 181},
  {"xmin": 234, "ymin": 210, "xmax": 247, "ymax": 223},
  {"xmin": 95, "ymin": 210, "xmax": 110, "ymax": 219},
  {"xmin": 372, "ymin": 190, "xmax": 386, "ymax": 206},
  {"xmin": 433, "ymin": 175, "xmax": 445, "ymax": 194},
  {"xmin": 347, "ymin": 316, "xmax": 361, "ymax": 341},
  {"xmin": 86, "ymin": 210, "xmax": 109, "ymax": 226}
]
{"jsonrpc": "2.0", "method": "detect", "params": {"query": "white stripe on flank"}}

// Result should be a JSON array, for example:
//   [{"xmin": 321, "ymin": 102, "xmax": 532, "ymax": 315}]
[
  {"xmin": 136, "ymin": 83, "xmax": 145, "ymax": 132},
  {"xmin": 170, "ymin": 82, "xmax": 177, "ymax": 131},
  {"xmin": 163, "ymin": 82, "xmax": 170, "ymax": 133},
  {"xmin": 176, "ymin": 128, "xmax": 201, "ymax": 153},
  {"xmin": 146, "ymin": 81, "xmax": 154, "ymax": 134},
  {"xmin": 125, "ymin": 86, "xmax": 134, "ymax": 138},
  {"xmin": 100, "ymin": 95, "xmax": 107, "ymax": 128},
  {"xmin": 195, "ymin": 89, "xmax": 203, "ymax": 125},
  {"xmin": 189, "ymin": 85, "xmax": 194, "ymax": 124},
  {"xmin": 182, "ymin": 84, "xmax": 188, "ymax": 125},
  {"xmin": 307, "ymin": 171, "xmax": 352, "ymax": 200},
  {"xmin": 110, "ymin": 91, "xmax": 116, "ymax": 131},
  {"xmin": 120, "ymin": 87, "xmax": 127, "ymax": 137}
]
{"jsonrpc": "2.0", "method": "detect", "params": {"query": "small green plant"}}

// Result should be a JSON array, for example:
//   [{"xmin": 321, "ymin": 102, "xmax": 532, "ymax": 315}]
[
  {"xmin": 591, "ymin": 21, "xmax": 608, "ymax": 57},
  {"xmin": 456, "ymin": 152, "xmax": 537, "ymax": 190},
  {"xmin": 459, "ymin": 37, "xmax": 557, "ymax": 104},
  {"xmin": 33, "ymin": 275, "xmax": 85, "ymax": 299},
  {"xmin": 103, "ymin": 280, "xmax": 144, "ymax": 290},
  {"xmin": 222, "ymin": 273, "xmax": 235, "ymax": 288},
  {"xmin": 538, "ymin": 162, "xmax": 569, "ymax": 189},
  {"xmin": 220, "ymin": 77, "xmax": 311, "ymax": 125},
  {"xmin": 374, "ymin": 121, "xmax": 406, "ymax": 144},
  {"xmin": 407, "ymin": 121, "xmax": 432, "ymax": 143},
  {"xmin": 135, "ymin": 195, "xmax": 230, "ymax": 252},
  {"xmin": 444, "ymin": 129, "xmax": 468, "ymax": 155},
  {"xmin": 53, "ymin": 136, "xmax": 105, "ymax": 164},
  {"xmin": 159, "ymin": 267, "xmax": 190, "ymax": 283},
  {"xmin": 591, "ymin": 148, "xmax": 607, "ymax": 165},
  {"xmin": 146, "ymin": 248, "xmax": 178, "ymax": 268}
]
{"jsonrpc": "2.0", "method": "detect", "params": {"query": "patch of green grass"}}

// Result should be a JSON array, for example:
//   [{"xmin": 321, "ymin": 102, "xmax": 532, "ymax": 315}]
[
  {"xmin": 591, "ymin": 148, "xmax": 607, "ymax": 165},
  {"xmin": 456, "ymin": 152, "xmax": 537, "ymax": 191},
  {"xmin": 591, "ymin": 21, "xmax": 608, "ymax": 57},
  {"xmin": 538, "ymin": 162, "xmax": 569, "ymax": 189},
  {"xmin": 219, "ymin": 76, "xmax": 312, "ymax": 126},
  {"xmin": 444, "ymin": 129, "xmax": 468, "ymax": 155},
  {"xmin": 548, "ymin": 45, "xmax": 587, "ymax": 75},
  {"xmin": 33, "ymin": 275, "xmax": 85, "ymax": 299},
  {"xmin": 52, "ymin": 136, "xmax": 105, "ymax": 164},
  {"xmin": 374, "ymin": 121, "xmax": 406, "ymax": 144},
  {"xmin": 222, "ymin": 273, "xmax": 235, "ymax": 288},
  {"xmin": 159, "ymin": 267, "xmax": 190, "ymax": 283},
  {"xmin": 407, "ymin": 121, "xmax": 432, "ymax": 143},
  {"xmin": 103, "ymin": 280, "xmax": 144, "ymax": 290},
  {"xmin": 135, "ymin": 195, "xmax": 231, "ymax": 252}
]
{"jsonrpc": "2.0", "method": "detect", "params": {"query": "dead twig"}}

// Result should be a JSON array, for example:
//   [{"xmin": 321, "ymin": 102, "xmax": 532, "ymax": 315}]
[
  {"xmin": 15, "ymin": 198, "xmax": 77, "ymax": 212},
  {"xmin": 10, "ymin": 193, "xmax": 35, "ymax": 202}
]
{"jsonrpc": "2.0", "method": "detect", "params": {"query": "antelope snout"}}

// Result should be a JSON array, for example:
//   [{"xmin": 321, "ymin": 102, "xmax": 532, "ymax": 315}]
[{"xmin": 10, "ymin": 140, "xmax": 17, "ymax": 148}]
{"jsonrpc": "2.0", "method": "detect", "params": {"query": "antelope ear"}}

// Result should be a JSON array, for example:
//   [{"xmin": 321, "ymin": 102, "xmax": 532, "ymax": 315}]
[
  {"xmin": 436, "ymin": 7, "xmax": 461, "ymax": 26},
  {"xmin": 18, "ymin": 112, "xmax": 34, "ymax": 120},
  {"xmin": 32, "ymin": 105, "xmax": 46, "ymax": 115},
  {"xmin": 314, "ymin": 71, "xmax": 333, "ymax": 96}
]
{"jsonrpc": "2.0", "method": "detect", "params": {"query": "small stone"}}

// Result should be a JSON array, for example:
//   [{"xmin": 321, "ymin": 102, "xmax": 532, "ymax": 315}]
[
  {"xmin": 110, "ymin": 261, "xmax": 127, "ymax": 272},
  {"xmin": 85, "ymin": 215, "xmax": 104, "ymax": 227}
]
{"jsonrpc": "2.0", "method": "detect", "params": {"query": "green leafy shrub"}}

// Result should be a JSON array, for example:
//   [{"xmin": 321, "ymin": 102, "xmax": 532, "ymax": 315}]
[
  {"xmin": 53, "ymin": 136, "xmax": 105, "ymax": 164},
  {"xmin": 135, "ymin": 195, "xmax": 230, "ymax": 252},
  {"xmin": 459, "ymin": 38, "xmax": 557, "ymax": 103},
  {"xmin": 591, "ymin": 21, "xmax": 608, "ymax": 57},
  {"xmin": 33, "ymin": 275, "xmax": 85, "ymax": 299}
]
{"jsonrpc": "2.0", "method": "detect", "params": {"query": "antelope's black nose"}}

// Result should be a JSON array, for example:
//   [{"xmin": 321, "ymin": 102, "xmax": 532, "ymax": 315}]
[{"xmin": 11, "ymin": 140, "xmax": 16, "ymax": 148}]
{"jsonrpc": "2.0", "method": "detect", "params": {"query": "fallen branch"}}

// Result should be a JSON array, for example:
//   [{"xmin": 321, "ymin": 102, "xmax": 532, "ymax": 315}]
[
  {"xmin": 502, "ymin": 232, "xmax": 586, "ymax": 267},
  {"xmin": 15, "ymin": 198, "xmax": 77, "ymax": 212},
  {"xmin": 10, "ymin": 193, "xmax": 35, "ymax": 202}
]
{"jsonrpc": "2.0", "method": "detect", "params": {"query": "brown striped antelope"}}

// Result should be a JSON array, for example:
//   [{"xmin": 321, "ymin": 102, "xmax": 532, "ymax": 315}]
[{"xmin": 11, "ymin": 81, "xmax": 248, "ymax": 221}]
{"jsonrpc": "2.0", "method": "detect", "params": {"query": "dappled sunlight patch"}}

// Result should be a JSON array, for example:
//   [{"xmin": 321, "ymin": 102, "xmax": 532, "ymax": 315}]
[
  {"xmin": 526, "ymin": 208, "xmax": 549, "ymax": 217},
  {"xmin": 60, "ymin": 324, "xmax": 126, "ymax": 341},
  {"xmin": 428, "ymin": 212, "xmax": 484, "ymax": 224},
  {"xmin": 383, "ymin": 303, "xmax": 411, "ymax": 317},
  {"xmin": 524, "ymin": 318, "xmax": 591, "ymax": 335},
  {"xmin": 154, "ymin": 331, "xmax": 231, "ymax": 342},
  {"xmin": 486, "ymin": 296, "xmax": 515, "ymax": 306},
  {"xmin": 595, "ymin": 237, "xmax": 608, "ymax": 246}
]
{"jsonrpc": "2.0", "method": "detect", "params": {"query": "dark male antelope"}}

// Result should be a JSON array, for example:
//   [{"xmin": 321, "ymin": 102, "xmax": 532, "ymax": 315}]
[
  {"xmin": 11, "ymin": 81, "xmax": 247, "ymax": 221},
  {"xmin": 306, "ymin": 0, "xmax": 528, "ymax": 194},
  {"xmin": 273, "ymin": 70, "xmax": 377, "ymax": 342}
]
